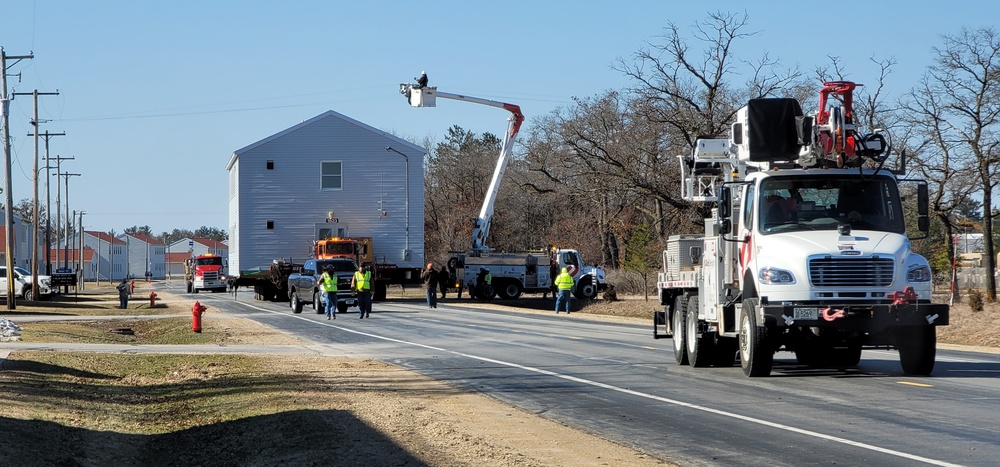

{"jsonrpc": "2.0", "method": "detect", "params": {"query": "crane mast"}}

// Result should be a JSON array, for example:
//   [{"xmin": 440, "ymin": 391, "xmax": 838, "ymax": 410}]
[{"xmin": 400, "ymin": 83, "xmax": 524, "ymax": 253}]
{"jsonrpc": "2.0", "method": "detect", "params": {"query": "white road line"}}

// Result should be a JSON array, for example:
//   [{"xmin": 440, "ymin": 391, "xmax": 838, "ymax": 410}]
[{"xmin": 232, "ymin": 300, "xmax": 961, "ymax": 467}]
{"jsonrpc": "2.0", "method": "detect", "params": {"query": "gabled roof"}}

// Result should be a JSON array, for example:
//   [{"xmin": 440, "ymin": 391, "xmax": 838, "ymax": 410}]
[
  {"xmin": 226, "ymin": 110, "xmax": 425, "ymax": 170},
  {"xmin": 193, "ymin": 237, "xmax": 228, "ymax": 249},
  {"xmin": 85, "ymin": 231, "xmax": 126, "ymax": 244},
  {"xmin": 122, "ymin": 233, "xmax": 164, "ymax": 245},
  {"xmin": 166, "ymin": 252, "xmax": 193, "ymax": 263}
]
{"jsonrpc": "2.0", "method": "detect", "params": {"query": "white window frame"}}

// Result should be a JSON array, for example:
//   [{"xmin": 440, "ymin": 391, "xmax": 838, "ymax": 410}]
[{"xmin": 321, "ymin": 161, "xmax": 343, "ymax": 191}]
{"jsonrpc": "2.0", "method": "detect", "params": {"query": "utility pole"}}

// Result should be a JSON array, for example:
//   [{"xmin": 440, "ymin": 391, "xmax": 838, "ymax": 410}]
[
  {"xmin": 28, "ymin": 132, "xmax": 66, "ymax": 275},
  {"xmin": 50, "ymin": 155, "xmax": 74, "ymax": 271},
  {"xmin": 15, "ymin": 88, "xmax": 60, "ymax": 300},
  {"xmin": 1, "ymin": 47, "xmax": 34, "ymax": 309},
  {"xmin": 58, "ymin": 172, "xmax": 80, "ymax": 293},
  {"xmin": 78, "ymin": 210, "xmax": 85, "ymax": 291}
]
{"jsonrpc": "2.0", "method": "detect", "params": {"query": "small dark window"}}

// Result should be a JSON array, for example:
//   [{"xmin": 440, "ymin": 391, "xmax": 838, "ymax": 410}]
[
  {"xmin": 266, "ymin": 220, "xmax": 274, "ymax": 229},
  {"xmin": 266, "ymin": 160, "xmax": 274, "ymax": 170}
]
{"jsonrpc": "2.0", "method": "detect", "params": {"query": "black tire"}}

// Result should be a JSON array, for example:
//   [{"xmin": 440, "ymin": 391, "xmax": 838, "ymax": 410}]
[
  {"xmin": 574, "ymin": 277, "xmax": 596, "ymax": 300},
  {"xmin": 739, "ymin": 298, "xmax": 773, "ymax": 377},
  {"xmin": 337, "ymin": 302, "xmax": 348, "ymax": 314},
  {"xmin": 897, "ymin": 326, "xmax": 936, "ymax": 375},
  {"xmin": 686, "ymin": 295, "xmax": 716, "ymax": 368},
  {"xmin": 21, "ymin": 286, "xmax": 31, "ymax": 300},
  {"xmin": 831, "ymin": 345, "xmax": 862, "ymax": 368},
  {"xmin": 313, "ymin": 291, "xmax": 322, "ymax": 313},
  {"xmin": 672, "ymin": 295, "xmax": 689, "ymax": 365},
  {"xmin": 291, "ymin": 291, "xmax": 303, "ymax": 314},
  {"xmin": 192, "ymin": 287, "xmax": 199, "ymax": 294},
  {"xmin": 496, "ymin": 281, "xmax": 522, "ymax": 300}
]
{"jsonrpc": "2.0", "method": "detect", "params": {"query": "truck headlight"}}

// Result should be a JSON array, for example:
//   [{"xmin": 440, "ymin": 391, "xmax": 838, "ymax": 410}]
[
  {"xmin": 758, "ymin": 266, "xmax": 796, "ymax": 284},
  {"xmin": 907, "ymin": 265, "xmax": 932, "ymax": 282}
]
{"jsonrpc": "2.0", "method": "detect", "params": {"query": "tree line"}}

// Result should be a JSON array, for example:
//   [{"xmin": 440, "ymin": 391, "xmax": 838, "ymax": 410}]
[{"xmin": 421, "ymin": 12, "xmax": 1000, "ymax": 301}]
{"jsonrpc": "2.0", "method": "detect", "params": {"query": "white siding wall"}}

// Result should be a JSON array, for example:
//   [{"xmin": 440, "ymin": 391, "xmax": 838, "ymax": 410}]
[
  {"xmin": 83, "ymin": 234, "xmax": 128, "ymax": 281},
  {"xmin": 229, "ymin": 111, "xmax": 424, "ymax": 275}
]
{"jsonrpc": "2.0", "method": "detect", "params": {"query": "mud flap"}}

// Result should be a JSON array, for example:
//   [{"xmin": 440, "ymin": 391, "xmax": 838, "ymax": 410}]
[{"xmin": 653, "ymin": 310, "xmax": 673, "ymax": 339}]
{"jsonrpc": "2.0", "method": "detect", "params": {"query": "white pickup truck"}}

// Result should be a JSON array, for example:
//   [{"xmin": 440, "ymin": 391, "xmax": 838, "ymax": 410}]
[{"xmin": 0, "ymin": 267, "xmax": 54, "ymax": 300}]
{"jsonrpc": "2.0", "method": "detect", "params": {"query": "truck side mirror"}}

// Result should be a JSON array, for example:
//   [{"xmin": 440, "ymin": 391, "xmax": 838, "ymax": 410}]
[
  {"xmin": 918, "ymin": 216, "xmax": 929, "ymax": 232},
  {"xmin": 718, "ymin": 186, "xmax": 732, "ymax": 218},
  {"xmin": 917, "ymin": 184, "xmax": 929, "ymax": 216}
]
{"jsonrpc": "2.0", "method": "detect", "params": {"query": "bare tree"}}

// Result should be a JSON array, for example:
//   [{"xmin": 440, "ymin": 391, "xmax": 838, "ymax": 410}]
[{"xmin": 904, "ymin": 27, "xmax": 1000, "ymax": 301}]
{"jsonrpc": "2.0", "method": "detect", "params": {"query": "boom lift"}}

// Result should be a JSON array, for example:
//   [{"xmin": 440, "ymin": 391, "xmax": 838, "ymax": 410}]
[
  {"xmin": 400, "ymin": 83, "xmax": 524, "ymax": 253},
  {"xmin": 399, "ymin": 80, "xmax": 606, "ymax": 300}
]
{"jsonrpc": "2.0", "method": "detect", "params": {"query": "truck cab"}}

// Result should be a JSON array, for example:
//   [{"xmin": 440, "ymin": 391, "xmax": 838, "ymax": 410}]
[
  {"xmin": 287, "ymin": 258, "xmax": 359, "ymax": 314},
  {"xmin": 186, "ymin": 253, "xmax": 227, "ymax": 294}
]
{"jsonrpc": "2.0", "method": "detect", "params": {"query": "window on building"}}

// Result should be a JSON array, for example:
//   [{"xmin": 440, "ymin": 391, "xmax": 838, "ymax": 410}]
[
  {"xmin": 266, "ymin": 220, "xmax": 275, "ymax": 230},
  {"xmin": 267, "ymin": 160, "xmax": 274, "ymax": 170},
  {"xmin": 321, "ymin": 161, "xmax": 343, "ymax": 190}
]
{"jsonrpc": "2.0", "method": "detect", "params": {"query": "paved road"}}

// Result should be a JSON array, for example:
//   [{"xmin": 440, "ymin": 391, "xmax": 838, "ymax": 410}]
[{"xmin": 8, "ymin": 285, "xmax": 1000, "ymax": 466}]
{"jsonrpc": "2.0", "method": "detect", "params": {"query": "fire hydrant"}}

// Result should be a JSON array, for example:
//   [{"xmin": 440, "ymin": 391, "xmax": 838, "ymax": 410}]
[
  {"xmin": 192, "ymin": 301, "xmax": 206, "ymax": 333},
  {"xmin": 149, "ymin": 291, "xmax": 158, "ymax": 307},
  {"xmin": 129, "ymin": 280, "xmax": 135, "ymax": 294}
]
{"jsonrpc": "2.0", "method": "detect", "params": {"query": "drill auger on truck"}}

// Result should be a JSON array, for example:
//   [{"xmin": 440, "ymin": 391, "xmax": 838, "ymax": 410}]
[{"xmin": 654, "ymin": 81, "xmax": 949, "ymax": 377}]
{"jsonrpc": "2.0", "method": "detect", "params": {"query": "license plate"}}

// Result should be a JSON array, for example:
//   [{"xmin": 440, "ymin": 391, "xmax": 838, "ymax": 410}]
[
  {"xmin": 793, "ymin": 307, "xmax": 818, "ymax": 320},
  {"xmin": 346, "ymin": 300, "xmax": 356, "ymax": 306}
]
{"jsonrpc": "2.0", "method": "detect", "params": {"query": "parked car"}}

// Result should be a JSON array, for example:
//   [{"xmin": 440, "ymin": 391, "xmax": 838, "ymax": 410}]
[{"xmin": 0, "ymin": 267, "xmax": 54, "ymax": 300}]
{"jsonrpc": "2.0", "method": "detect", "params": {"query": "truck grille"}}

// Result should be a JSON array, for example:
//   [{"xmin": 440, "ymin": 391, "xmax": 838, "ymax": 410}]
[
  {"xmin": 809, "ymin": 257, "xmax": 894, "ymax": 287},
  {"xmin": 202, "ymin": 271, "xmax": 219, "ymax": 281}
]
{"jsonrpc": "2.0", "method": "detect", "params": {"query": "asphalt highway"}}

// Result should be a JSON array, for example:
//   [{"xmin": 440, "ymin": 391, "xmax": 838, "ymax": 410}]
[{"xmin": 34, "ymin": 284, "xmax": 1000, "ymax": 466}]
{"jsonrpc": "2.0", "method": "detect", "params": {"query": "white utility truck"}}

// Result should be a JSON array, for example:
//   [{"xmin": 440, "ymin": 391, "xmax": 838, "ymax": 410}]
[
  {"xmin": 654, "ymin": 81, "xmax": 949, "ymax": 377},
  {"xmin": 400, "ymin": 81, "xmax": 607, "ymax": 300}
]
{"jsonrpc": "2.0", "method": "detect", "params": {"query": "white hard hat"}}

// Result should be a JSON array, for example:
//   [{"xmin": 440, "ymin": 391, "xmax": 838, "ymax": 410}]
[{"xmin": 421, "ymin": 70, "xmax": 426, "ymax": 74}]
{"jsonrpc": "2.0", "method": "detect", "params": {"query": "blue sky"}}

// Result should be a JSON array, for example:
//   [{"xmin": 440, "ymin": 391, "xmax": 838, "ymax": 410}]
[{"xmin": 3, "ymin": 1, "xmax": 996, "ymax": 234}]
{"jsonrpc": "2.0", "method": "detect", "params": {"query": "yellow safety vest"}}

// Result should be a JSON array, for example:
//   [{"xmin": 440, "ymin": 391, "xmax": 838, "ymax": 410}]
[
  {"xmin": 320, "ymin": 272, "xmax": 338, "ymax": 292},
  {"xmin": 555, "ymin": 272, "xmax": 574, "ymax": 290},
  {"xmin": 353, "ymin": 270, "xmax": 371, "ymax": 291}
]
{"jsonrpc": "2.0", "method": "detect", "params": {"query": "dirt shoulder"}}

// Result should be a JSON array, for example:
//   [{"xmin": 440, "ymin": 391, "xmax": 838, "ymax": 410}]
[{"xmin": 0, "ymin": 285, "xmax": 672, "ymax": 466}]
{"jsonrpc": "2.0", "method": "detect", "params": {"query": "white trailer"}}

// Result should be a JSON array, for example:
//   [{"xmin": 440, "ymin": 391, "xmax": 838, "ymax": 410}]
[{"xmin": 654, "ymin": 81, "xmax": 949, "ymax": 377}]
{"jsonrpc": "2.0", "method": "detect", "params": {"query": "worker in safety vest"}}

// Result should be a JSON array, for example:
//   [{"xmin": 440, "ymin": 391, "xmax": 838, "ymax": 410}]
[
  {"xmin": 320, "ymin": 265, "xmax": 338, "ymax": 320},
  {"xmin": 554, "ymin": 267, "xmax": 575, "ymax": 313},
  {"xmin": 352, "ymin": 263, "xmax": 373, "ymax": 319}
]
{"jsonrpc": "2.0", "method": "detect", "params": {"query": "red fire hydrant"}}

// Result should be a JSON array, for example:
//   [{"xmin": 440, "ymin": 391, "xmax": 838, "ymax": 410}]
[
  {"xmin": 149, "ymin": 291, "xmax": 158, "ymax": 307},
  {"xmin": 192, "ymin": 301, "xmax": 206, "ymax": 333},
  {"xmin": 129, "ymin": 280, "xmax": 135, "ymax": 294}
]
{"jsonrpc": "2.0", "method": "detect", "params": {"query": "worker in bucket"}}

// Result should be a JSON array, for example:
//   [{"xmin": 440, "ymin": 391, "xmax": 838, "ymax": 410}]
[{"xmin": 554, "ymin": 267, "xmax": 575, "ymax": 313}]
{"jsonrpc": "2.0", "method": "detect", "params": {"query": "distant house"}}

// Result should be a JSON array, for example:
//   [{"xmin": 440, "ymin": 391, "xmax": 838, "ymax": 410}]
[
  {"xmin": 0, "ymin": 211, "xmax": 35, "ymax": 273},
  {"xmin": 165, "ymin": 237, "xmax": 230, "ymax": 278},
  {"xmin": 226, "ymin": 110, "xmax": 425, "ymax": 275},
  {"xmin": 118, "ymin": 233, "xmax": 166, "ymax": 279},
  {"xmin": 83, "ymin": 231, "xmax": 128, "ymax": 281}
]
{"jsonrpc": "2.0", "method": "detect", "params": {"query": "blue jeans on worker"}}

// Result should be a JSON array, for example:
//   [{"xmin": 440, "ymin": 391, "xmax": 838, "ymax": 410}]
[
  {"xmin": 556, "ymin": 289, "xmax": 572, "ymax": 313},
  {"xmin": 324, "ymin": 291, "xmax": 336, "ymax": 318},
  {"xmin": 357, "ymin": 290, "xmax": 372, "ymax": 317},
  {"xmin": 426, "ymin": 287, "xmax": 437, "ymax": 308}
]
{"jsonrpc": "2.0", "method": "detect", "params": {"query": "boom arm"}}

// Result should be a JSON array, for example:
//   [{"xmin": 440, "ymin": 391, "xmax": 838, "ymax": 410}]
[{"xmin": 400, "ymin": 84, "xmax": 524, "ymax": 253}]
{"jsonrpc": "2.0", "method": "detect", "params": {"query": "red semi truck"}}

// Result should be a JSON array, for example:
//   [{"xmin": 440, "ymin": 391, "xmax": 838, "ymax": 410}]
[{"xmin": 185, "ymin": 253, "xmax": 228, "ymax": 293}]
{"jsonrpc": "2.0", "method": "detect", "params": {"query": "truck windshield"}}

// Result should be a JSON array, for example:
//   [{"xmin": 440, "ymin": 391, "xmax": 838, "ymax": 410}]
[
  {"xmin": 320, "ymin": 242, "xmax": 355, "ymax": 256},
  {"xmin": 758, "ymin": 175, "xmax": 905, "ymax": 235},
  {"xmin": 195, "ymin": 257, "xmax": 224, "ymax": 267}
]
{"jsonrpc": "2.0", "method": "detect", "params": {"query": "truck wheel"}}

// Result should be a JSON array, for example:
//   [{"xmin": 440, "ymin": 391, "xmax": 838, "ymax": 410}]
[
  {"xmin": 337, "ymin": 302, "xmax": 348, "ymax": 314},
  {"xmin": 291, "ymin": 292, "xmax": 303, "ymax": 313},
  {"xmin": 574, "ymin": 278, "xmax": 596, "ymax": 300},
  {"xmin": 739, "ymin": 298, "xmax": 773, "ymax": 377},
  {"xmin": 313, "ymin": 291, "xmax": 322, "ymax": 314},
  {"xmin": 686, "ymin": 295, "xmax": 716, "ymax": 368},
  {"xmin": 897, "ymin": 326, "xmax": 936, "ymax": 375},
  {"xmin": 672, "ymin": 295, "xmax": 689, "ymax": 365},
  {"xmin": 497, "ymin": 282, "xmax": 522, "ymax": 300}
]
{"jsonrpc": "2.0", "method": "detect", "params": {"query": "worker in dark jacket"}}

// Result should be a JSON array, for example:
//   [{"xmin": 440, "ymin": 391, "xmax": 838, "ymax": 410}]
[{"xmin": 421, "ymin": 262, "xmax": 439, "ymax": 308}]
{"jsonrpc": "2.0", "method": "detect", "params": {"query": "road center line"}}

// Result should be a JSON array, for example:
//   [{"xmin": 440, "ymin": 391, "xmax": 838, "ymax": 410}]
[{"xmin": 233, "ymin": 300, "xmax": 961, "ymax": 467}]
